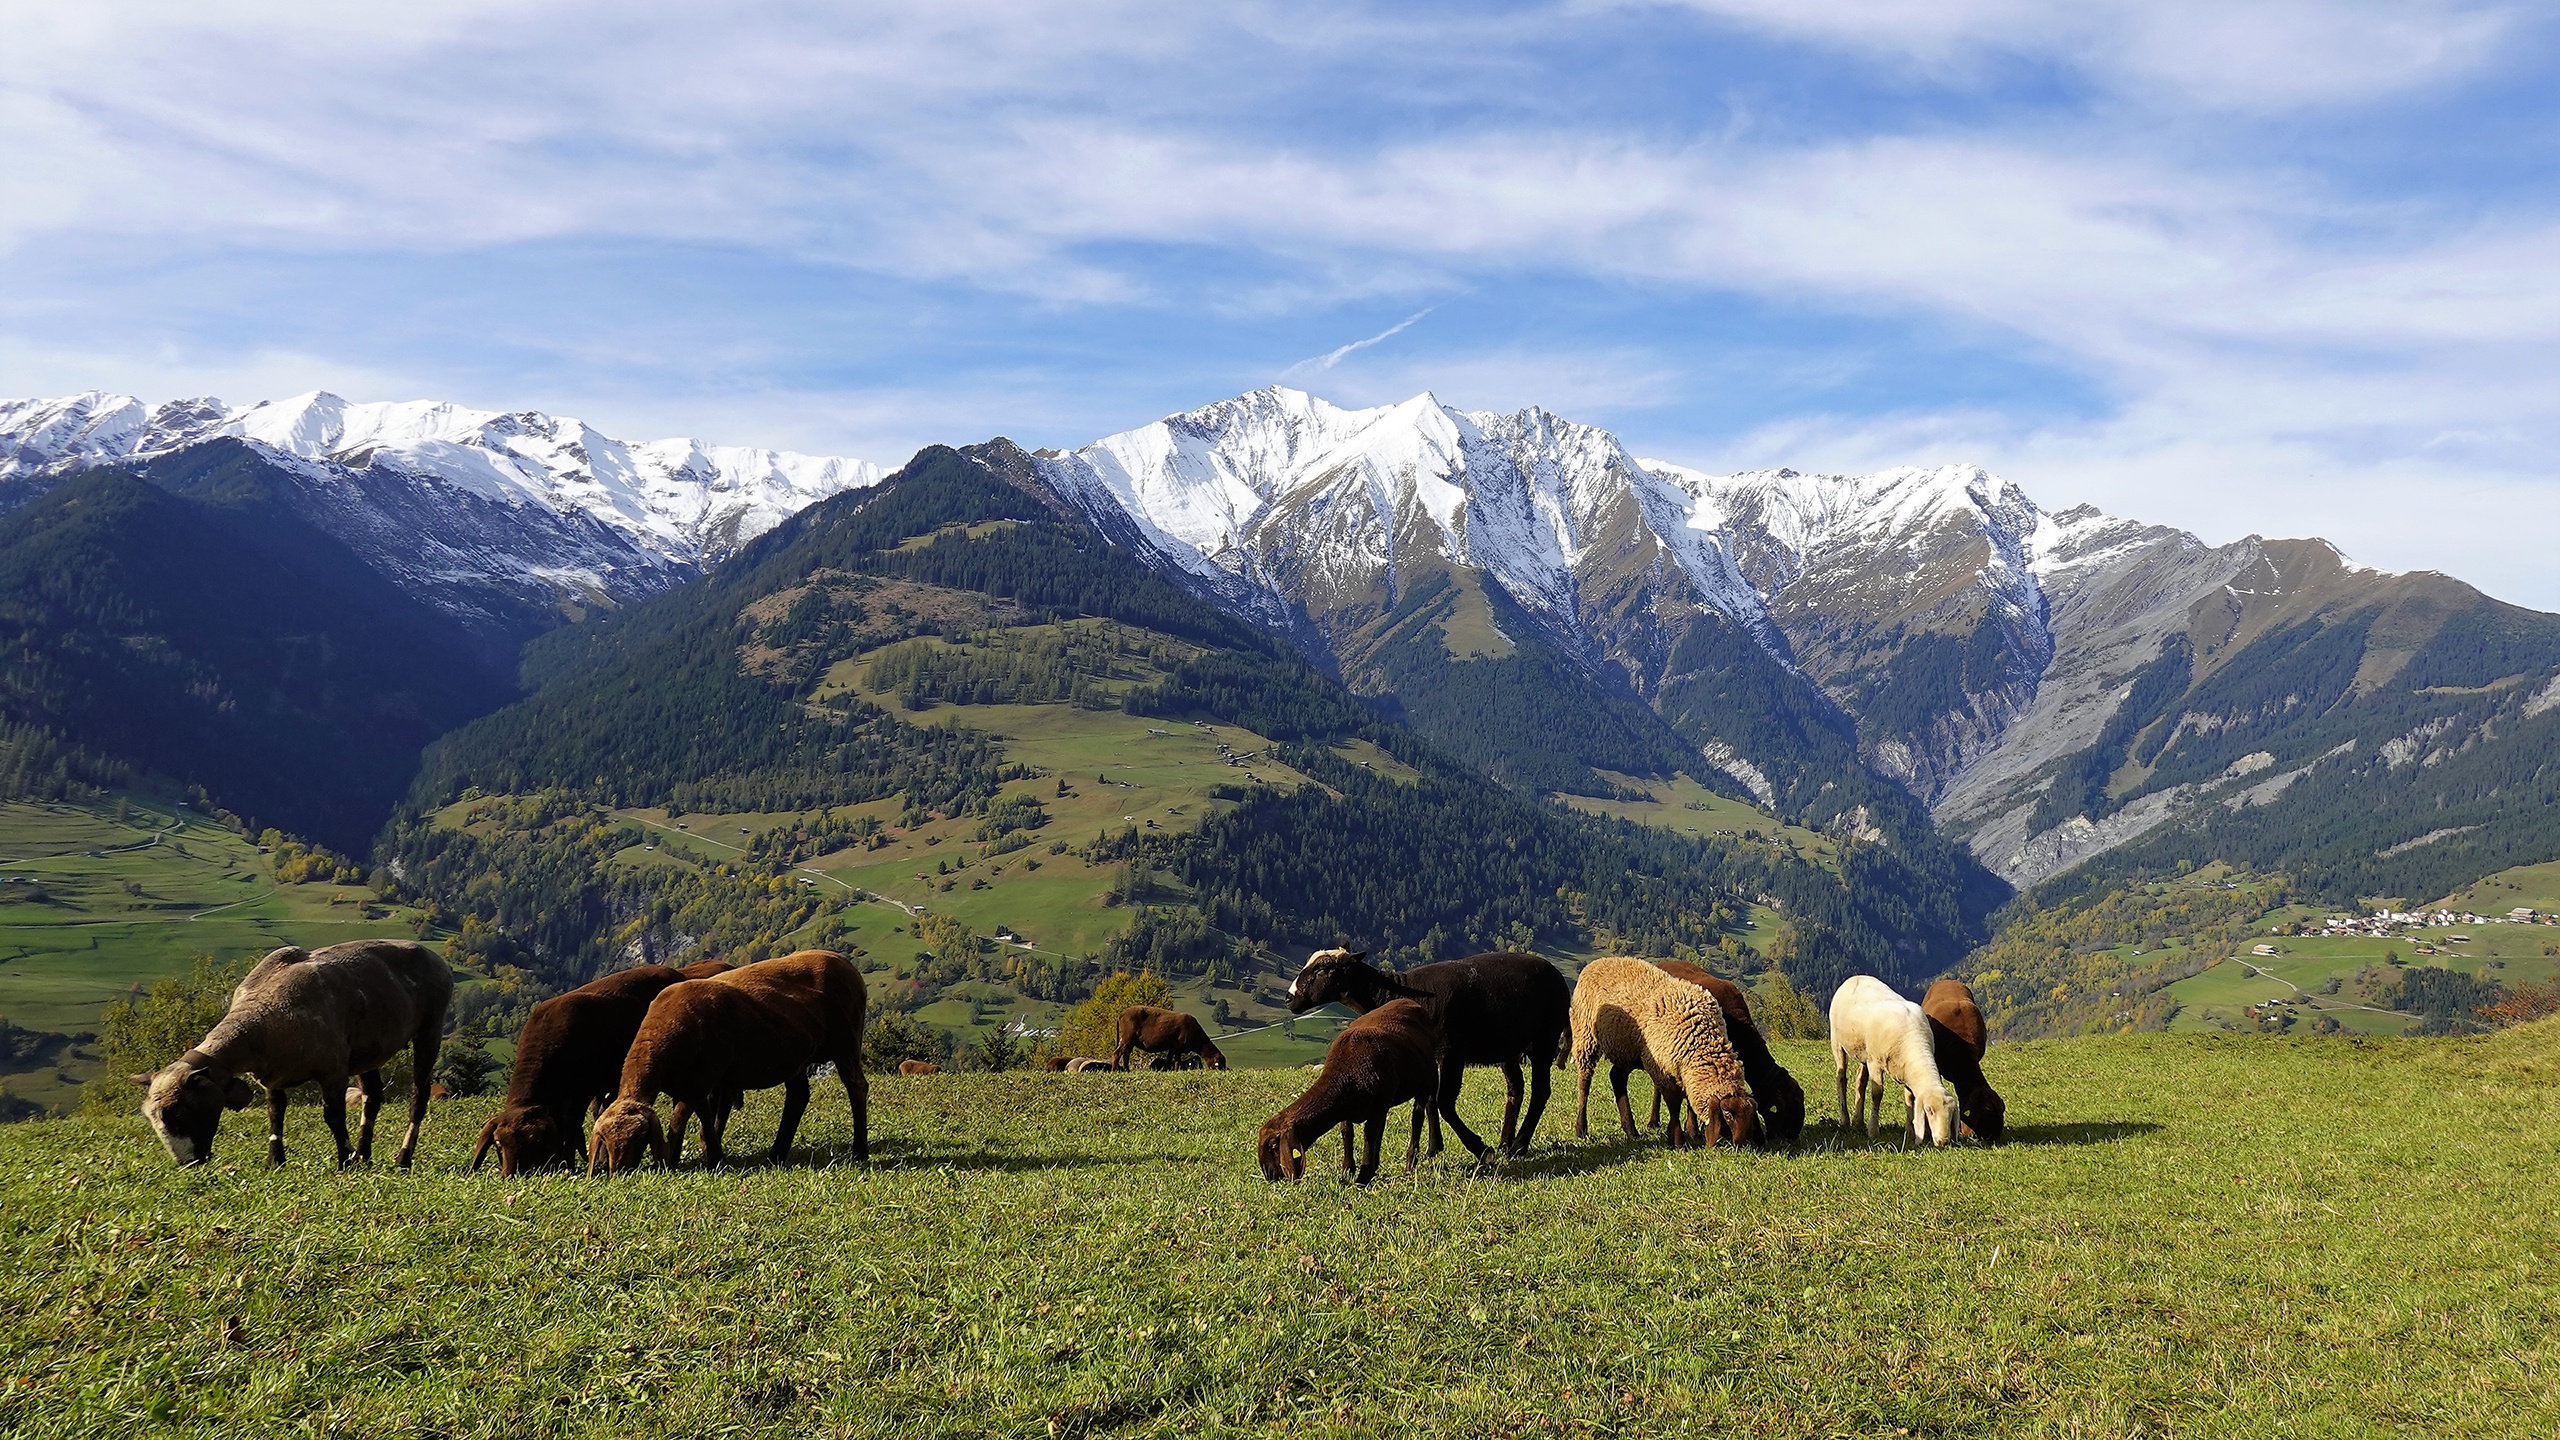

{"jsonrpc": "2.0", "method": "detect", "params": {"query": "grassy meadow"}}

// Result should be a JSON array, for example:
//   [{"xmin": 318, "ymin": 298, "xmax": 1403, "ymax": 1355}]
[{"xmin": 5, "ymin": 1026, "xmax": 2555, "ymax": 1437}]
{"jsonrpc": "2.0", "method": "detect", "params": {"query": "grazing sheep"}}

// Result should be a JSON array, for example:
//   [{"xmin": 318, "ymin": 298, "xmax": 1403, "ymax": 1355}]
[
  {"xmin": 1114, "ymin": 1006, "xmax": 1228, "ymax": 1071},
  {"xmin": 1570, "ymin": 958, "xmax": 1759, "ymax": 1148},
  {"xmin": 1648, "ymin": 961, "xmax": 1807, "ymax": 1144},
  {"xmin": 589, "ymin": 950, "xmax": 869, "ymax": 1173},
  {"xmin": 1829, "ymin": 976, "xmax": 1954, "ymax": 1146},
  {"xmin": 897, "ymin": 1060, "xmax": 941, "ymax": 1075},
  {"xmin": 1064, "ymin": 1057, "xmax": 1120, "ymax": 1073},
  {"xmin": 1286, "ymin": 948, "xmax": 1570, "ymax": 1160},
  {"xmin": 1037, "ymin": 1055, "xmax": 1070, "ymax": 1072},
  {"xmin": 1257, "ymin": 999, "xmax": 1442, "ymax": 1183},
  {"xmin": 1921, "ymin": 979, "xmax": 2005, "ymax": 1142},
  {"xmin": 471, "ymin": 959, "xmax": 731, "ymax": 1176},
  {"xmin": 138, "ymin": 939, "xmax": 452, "ymax": 1169}
]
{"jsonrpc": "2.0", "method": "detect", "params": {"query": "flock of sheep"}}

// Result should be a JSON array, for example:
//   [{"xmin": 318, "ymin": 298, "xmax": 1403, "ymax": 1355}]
[{"xmin": 132, "ymin": 937, "xmax": 2005, "ymax": 1179}]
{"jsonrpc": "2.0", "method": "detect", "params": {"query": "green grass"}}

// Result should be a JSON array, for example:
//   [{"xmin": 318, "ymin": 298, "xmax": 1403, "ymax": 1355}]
[
  {"xmin": 0, "ymin": 798, "xmax": 425, "ymax": 1113},
  {"xmin": 2434, "ymin": 858, "xmax": 2560, "ymax": 918},
  {"xmin": 1551, "ymin": 772, "xmax": 1839, "ymax": 871},
  {"xmin": 5, "ymin": 1028, "xmax": 2555, "ymax": 1436},
  {"xmin": 2164, "ymin": 928, "xmax": 2560, "ymax": 1036}
]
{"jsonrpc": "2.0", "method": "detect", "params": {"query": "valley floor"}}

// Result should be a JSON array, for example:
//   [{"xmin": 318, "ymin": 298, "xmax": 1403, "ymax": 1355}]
[{"xmin": 4, "ymin": 1030, "xmax": 2555, "ymax": 1437}]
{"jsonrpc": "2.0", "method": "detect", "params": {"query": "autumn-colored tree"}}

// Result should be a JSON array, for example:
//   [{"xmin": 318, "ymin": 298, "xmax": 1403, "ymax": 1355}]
[
  {"xmin": 1752, "ymin": 969, "xmax": 1827, "ymax": 1040},
  {"xmin": 1057, "ymin": 971, "xmax": 1172, "ymax": 1059}
]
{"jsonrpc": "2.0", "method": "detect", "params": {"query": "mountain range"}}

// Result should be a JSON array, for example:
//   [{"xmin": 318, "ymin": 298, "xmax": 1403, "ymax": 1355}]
[{"xmin": 4, "ymin": 383, "xmax": 2557, "ymax": 908}]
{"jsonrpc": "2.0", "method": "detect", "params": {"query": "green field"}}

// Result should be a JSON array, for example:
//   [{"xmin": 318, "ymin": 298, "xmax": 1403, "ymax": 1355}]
[
  {"xmin": 0, "ymin": 798, "xmax": 426, "ymax": 1113},
  {"xmin": 3, "ymin": 1026, "xmax": 2555, "ymax": 1436},
  {"xmin": 1551, "ymin": 772, "xmax": 1839, "ymax": 870},
  {"xmin": 2434, "ymin": 858, "xmax": 2560, "ymax": 917},
  {"xmin": 2164, "ymin": 926, "xmax": 2560, "ymax": 1036}
]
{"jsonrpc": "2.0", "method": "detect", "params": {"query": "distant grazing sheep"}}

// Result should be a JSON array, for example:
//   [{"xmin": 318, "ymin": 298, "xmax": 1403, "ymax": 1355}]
[
  {"xmin": 589, "ymin": 950, "xmax": 868, "ymax": 1173},
  {"xmin": 1649, "ymin": 961, "xmax": 1806, "ymax": 1144},
  {"xmin": 897, "ymin": 1060, "xmax": 941, "ymax": 1075},
  {"xmin": 1570, "ymin": 957, "xmax": 1758, "ymax": 1147},
  {"xmin": 139, "ymin": 939, "xmax": 452, "ymax": 1168},
  {"xmin": 1921, "ymin": 979, "xmax": 2004, "ymax": 1142},
  {"xmin": 472, "ymin": 959, "xmax": 730, "ymax": 1176},
  {"xmin": 1065, "ymin": 1057, "xmax": 1119, "ymax": 1073},
  {"xmin": 1037, "ymin": 1056, "xmax": 1070, "ymax": 1071},
  {"xmin": 1829, "ymin": 976, "xmax": 1954, "ymax": 1146},
  {"xmin": 1287, "ymin": 948, "xmax": 1570, "ymax": 1160},
  {"xmin": 1258, "ymin": 998, "xmax": 1442, "ymax": 1183},
  {"xmin": 1115, "ymin": 1006, "xmax": 1227, "ymax": 1071}
]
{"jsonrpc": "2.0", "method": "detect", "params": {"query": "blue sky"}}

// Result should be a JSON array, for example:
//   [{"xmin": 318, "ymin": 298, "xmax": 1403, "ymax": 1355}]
[{"xmin": 5, "ymin": 1, "xmax": 2557, "ymax": 605}]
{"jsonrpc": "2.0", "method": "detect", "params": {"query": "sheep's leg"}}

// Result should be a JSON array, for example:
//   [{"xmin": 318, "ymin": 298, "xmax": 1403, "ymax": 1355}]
[
  {"xmin": 320, "ymin": 1075, "xmax": 355, "ymax": 1169},
  {"xmin": 668, "ymin": 1100, "xmax": 694, "ymax": 1166},
  {"xmin": 1664, "ymin": 1091, "xmax": 1689, "ymax": 1150},
  {"xmin": 1437, "ymin": 1059, "xmax": 1494, "ymax": 1161},
  {"xmin": 1511, "ymin": 1049, "xmax": 1552, "ymax": 1156},
  {"xmin": 1356, "ymin": 1115, "xmax": 1384, "ymax": 1185},
  {"xmin": 701, "ymin": 1102, "xmax": 730, "ymax": 1169},
  {"xmin": 1609, "ymin": 1063, "xmax": 1639, "ymax": 1140},
  {"xmin": 1575, "ymin": 1050, "xmax": 1597, "ymax": 1139},
  {"xmin": 1340, "ymin": 1121, "xmax": 1356, "ymax": 1177},
  {"xmin": 266, "ymin": 1084, "xmax": 290, "ymax": 1167},
  {"xmin": 1648, "ymin": 1086, "xmax": 1663, "ymax": 1132},
  {"xmin": 1497, "ymin": 1061, "xmax": 1524, "ymax": 1150},
  {"xmin": 1405, "ymin": 1097, "xmax": 1427, "ymax": 1172},
  {"xmin": 771, "ymin": 1076, "xmax": 811, "ymax": 1163},
  {"xmin": 1862, "ymin": 1068, "xmax": 1882, "ymax": 1140},
  {"xmin": 354, "ymin": 1069, "xmax": 384, "ymax": 1164},
  {"xmin": 1834, "ymin": 1045, "xmax": 1852, "ymax": 1132},
  {"xmin": 393, "ymin": 1032, "xmax": 438, "ymax": 1169},
  {"xmin": 835, "ymin": 1052, "xmax": 869, "ymax": 1163}
]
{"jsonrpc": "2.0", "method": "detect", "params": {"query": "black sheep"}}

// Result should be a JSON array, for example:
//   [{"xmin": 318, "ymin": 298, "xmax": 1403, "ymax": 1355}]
[{"xmin": 1285, "ymin": 948, "xmax": 1571, "ymax": 1160}]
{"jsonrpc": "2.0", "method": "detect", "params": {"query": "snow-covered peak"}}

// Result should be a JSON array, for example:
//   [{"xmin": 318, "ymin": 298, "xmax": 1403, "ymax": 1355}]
[{"xmin": 0, "ymin": 389, "xmax": 885, "ymax": 566}]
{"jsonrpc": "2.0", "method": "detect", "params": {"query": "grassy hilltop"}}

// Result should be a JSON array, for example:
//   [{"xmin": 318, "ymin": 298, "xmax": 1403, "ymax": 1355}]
[{"xmin": 4, "ymin": 1028, "xmax": 2555, "ymax": 1438}]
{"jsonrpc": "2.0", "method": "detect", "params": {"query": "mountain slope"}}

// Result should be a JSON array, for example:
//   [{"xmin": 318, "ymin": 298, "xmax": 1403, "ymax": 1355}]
[{"xmin": 0, "ymin": 457, "xmax": 515, "ymax": 850}]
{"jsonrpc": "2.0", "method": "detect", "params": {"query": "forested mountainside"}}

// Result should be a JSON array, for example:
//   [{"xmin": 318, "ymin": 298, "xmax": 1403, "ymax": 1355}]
[
  {"xmin": 387, "ymin": 442, "xmax": 1981, "ymax": 1009},
  {"xmin": 0, "ymin": 458, "xmax": 513, "ymax": 850}
]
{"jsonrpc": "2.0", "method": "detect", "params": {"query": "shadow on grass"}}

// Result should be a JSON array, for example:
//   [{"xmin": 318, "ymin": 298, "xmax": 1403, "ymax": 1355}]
[
  {"xmin": 705, "ymin": 1139, "xmax": 1130, "ymax": 1174},
  {"xmin": 1798, "ymin": 1119, "xmax": 2163, "ymax": 1152}
]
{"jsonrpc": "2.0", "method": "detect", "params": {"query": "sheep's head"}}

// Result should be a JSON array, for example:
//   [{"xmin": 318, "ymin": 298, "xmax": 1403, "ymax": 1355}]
[
  {"xmin": 1199, "ymin": 1044, "xmax": 1228, "ymax": 1072},
  {"xmin": 1960, "ymin": 1086, "xmax": 2006, "ymax": 1144},
  {"xmin": 138, "ymin": 1058, "xmax": 255, "ymax": 1166},
  {"xmin": 1286, "ymin": 949, "xmax": 1428, "ymax": 1015},
  {"xmin": 1911, "ymin": 1084, "xmax": 1957, "ymax": 1148},
  {"xmin": 1256, "ymin": 1114, "xmax": 1307, "ymax": 1181},
  {"xmin": 474, "ymin": 1103, "xmax": 566, "ymax": 1176},
  {"xmin": 1762, "ymin": 1068, "xmax": 1807, "ymax": 1144},
  {"xmin": 588, "ymin": 1098, "xmax": 665, "ymax": 1175}
]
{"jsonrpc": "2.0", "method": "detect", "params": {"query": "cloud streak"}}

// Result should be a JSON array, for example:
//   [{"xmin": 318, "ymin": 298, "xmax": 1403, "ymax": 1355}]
[{"xmin": 1284, "ymin": 309, "xmax": 1432, "ymax": 375}]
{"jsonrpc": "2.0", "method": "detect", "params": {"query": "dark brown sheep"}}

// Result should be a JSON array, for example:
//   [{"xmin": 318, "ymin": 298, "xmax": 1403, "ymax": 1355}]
[
  {"xmin": 1922, "ymin": 978, "xmax": 2005, "ymax": 1142},
  {"xmin": 1646, "ymin": 962, "xmax": 1807, "ymax": 1145},
  {"xmin": 1257, "ymin": 998, "xmax": 1442, "ymax": 1183},
  {"xmin": 1114, "ymin": 1006, "xmax": 1227, "ymax": 1071},
  {"xmin": 139, "ymin": 939, "xmax": 452, "ymax": 1169},
  {"xmin": 471, "ymin": 959, "xmax": 732, "ymax": 1176},
  {"xmin": 589, "ymin": 950, "xmax": 869, "ymax": 1173},
  {"xmin": 1286, "ymin": 948, "xmax": 1570, "ymax": 1160}
]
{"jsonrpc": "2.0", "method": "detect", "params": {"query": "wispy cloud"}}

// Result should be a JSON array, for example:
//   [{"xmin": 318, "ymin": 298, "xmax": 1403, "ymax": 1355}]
[{"xmin": 1283, "ymin": 309, "xmax": 1432, "ymax": 376}]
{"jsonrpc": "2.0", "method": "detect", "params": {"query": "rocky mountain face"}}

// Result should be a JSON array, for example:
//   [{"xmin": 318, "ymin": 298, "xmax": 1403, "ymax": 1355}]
[
  {"xmin": 1031, "ymin": 386, "xmax": 2560, "ymax": 897},
  {"xmin": 0, "ymin": 391, "xmax": 883, "ymax": 647}
]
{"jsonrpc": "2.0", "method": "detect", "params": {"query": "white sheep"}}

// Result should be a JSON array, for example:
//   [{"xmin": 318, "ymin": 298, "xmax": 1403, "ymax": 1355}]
[
  {"xmin": 1570, "ymin": 958, "xmax": 1760, "ymax": 1147},
  {"xmin": 1828, "ymin": 975, "xmax": 1954, "ymax": 1146}
]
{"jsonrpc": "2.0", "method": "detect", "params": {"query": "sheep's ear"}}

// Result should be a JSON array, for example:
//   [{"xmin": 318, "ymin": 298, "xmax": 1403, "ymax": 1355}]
[
  {"xmin": 128, "ymin": 1073, "xmax": 155, "ymax": 1086},
  {"xmin": 1380, "ymin": 977, "xmax": 1431, "ymax": 1000},
  {"xmin": 1347, "ymin": 951, "xmax": 1366, "ymax": 963},
  {"xmin": 471, "ymin": 1117, "xmax": 499, "ymax": 1172},
  {"xmin": 221, "ymin": 1077, "xmax": 257, "ymax": 1110}
]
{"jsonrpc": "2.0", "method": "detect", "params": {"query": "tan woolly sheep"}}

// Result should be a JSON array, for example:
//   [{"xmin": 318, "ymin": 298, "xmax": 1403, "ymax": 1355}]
[{"xmin": 1570, "ymin": 957, "xmax": 1759, "ymax": 1147}]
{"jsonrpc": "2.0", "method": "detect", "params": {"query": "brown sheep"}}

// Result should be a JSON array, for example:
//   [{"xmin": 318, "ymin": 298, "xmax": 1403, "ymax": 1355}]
[
  {"xmin": 1646, "ymin": 962, "xmax": 1806, "ymax": 1144},
  {"xmin": 1571, "ymin": 958, "xmax": 1759, "ymax": 1148},
  {"xmin": 138, "ymin": 939, "xmax": 452, "ymax": 1169},
  {"xmin": 897, "ymin": 1060, "xmax": 941, "ymax": 1075},
  {"xmin": 1922, "ymin": 978, "xmax": 2006, "ymax": 1142},
  {"xmin": 471, "ymin": 959, "xmax": 732, "ymax": 1176},
  {"xmin": 589, "ymin": 950, "xmax": 869, "ymax": 1173},
  {"xmin": 1114, "ymin": 1006, "xmax": 1227, "ymax": 1071},
  {"xmin": 1037, "ymin": 1055, "xmax": 1070, "ymax": 1072},
  {"xmin": 1257, "ymin": 999, "xmax": 1442, "ymax": 1183}
]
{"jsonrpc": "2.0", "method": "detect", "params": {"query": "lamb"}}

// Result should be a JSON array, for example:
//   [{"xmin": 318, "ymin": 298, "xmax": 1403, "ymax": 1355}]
[
  {"xmin": 1257, "ymin": 998, "xmax": 1442, "ymax": 1183},
  {"xmin": 471, "ymin": 958, "xmax": 731, "ymax": 1176},
  {"xmin": 1829, "ymin": 975, "xmax": 1955, "ymax": 1146},
  {"xmin": 1570, "ymin": 957, "xmax": 1759, "ymax": 1147},
  {"xmin": 1648, "ymin": 961, "xmax": 1807, "ymax": 1144},
  {"xmin": 1286, "ymin": 948, "xmax": 1571, "ymax": 1160},
  {"xmin": 897, "ymin": 1060, "xmax": 941, "ymax": 1075},
  {"xmin": 1921, "ymin": 978, "xmax": 2005, "ymax": 1142},
  {"xmin": 1115, "ymin": 1006, "xmax": 1227, "ymax": 1071},
  {"xmin": 138, "ymin": 939, "xmax": 452, "ymax": 1169},
  {"xmin": 589, "ymin": 950, "xmax": 869, "ymax": 1173}
]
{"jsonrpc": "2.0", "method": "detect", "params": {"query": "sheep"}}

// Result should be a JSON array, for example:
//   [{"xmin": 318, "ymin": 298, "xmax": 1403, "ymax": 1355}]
[
  {"xmin": 471, "ymin": 959, "xmax": 731, "ymax": 1176},
  {"xmin": 1064, "ymin": 1057, "xmax": 1119, "ymax": 1073},
  {"xmin": 138, "ymin": 939, "xmax": 452, "ymax": 1169},
  {"xmin": 1922, "ymin": 978, "xmax": 2005, "ymax": 1142},
  {"xmin": 1647, "ymin": 961, "xmax": 1807, "ymax": 1144},
  {"xmin": 1286, "ymin": 948, "xmax": 1571, "ymax": 1160},
  {"xmin": 1828, "ymin": 975, "xmax": 1955, "ymax": 1146},
  {"xmin": 1569, "ymin": 957, "xmax": 1759, "ymax": 1148},
  {"xmin": 1114, "ymin": 1006, "xmax": 1227, "ymax": 1071},
  {"xmin": 897, "ymin": 1060, "xmax": 941, "ymax": 1075},
  {"xmin": 589, "ymin": 950, "xmax": 869, "ymax": 1173},
  {"xmin": 1257, "ymin": 998, "xmax": 1442, "ymax": 1183}
]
